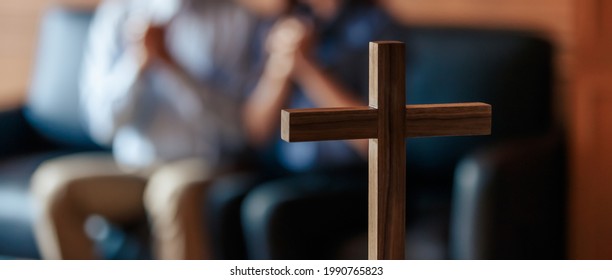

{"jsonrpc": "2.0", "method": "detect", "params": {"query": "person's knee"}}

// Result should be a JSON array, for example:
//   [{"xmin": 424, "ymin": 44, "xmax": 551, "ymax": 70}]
[
  {"xmin": 33, "ymin": 153, "xmax": 121, "ymax": 210},
  {"xmin": 32, "ymin": 160, "xmax": 82, "ymax": 218},
  {"xmin": 33, "ymin": 154, "xmax": 145, "ymax": 221},
  {"xmin": 30, "ymin": 165, "xmax": 78, "ymax": 260},
  {"xmin": 143, "ymin": 159, "xmax": 213, "ymax": 220}
]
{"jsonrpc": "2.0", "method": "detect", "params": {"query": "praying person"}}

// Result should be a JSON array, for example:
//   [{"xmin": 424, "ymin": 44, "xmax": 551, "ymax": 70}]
[
  {"xmin": 205, "ymin": 0, "xmax": 402, "ymax": 259},
  {"xmin": 32, "ymin": 0, "xmax": 260, "ymax": 259}
]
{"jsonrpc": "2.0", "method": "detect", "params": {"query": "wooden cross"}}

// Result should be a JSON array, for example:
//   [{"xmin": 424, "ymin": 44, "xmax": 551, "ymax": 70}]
[{"xmin": 281, "ymin": 41, "xmax": 491, "ymax": 260}]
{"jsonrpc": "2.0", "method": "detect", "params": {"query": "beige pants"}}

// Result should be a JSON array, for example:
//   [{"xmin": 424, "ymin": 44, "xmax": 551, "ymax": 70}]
[{"xmin": 31, "ymin": 152, "xmax": 214, "ymax": 260}]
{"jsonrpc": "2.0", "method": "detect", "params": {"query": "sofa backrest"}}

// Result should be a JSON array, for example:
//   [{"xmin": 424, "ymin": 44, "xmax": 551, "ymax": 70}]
[
  {"xmin": 25, "ymin": 7, "xmax": 99, "ymax": 149},
  {"xmin": 402, "ymin": 27, "xmax": 553, "ymax": 177},
  {"xmin": 22, "ymin": 7, "xmax": 554, "ymax": 167}
]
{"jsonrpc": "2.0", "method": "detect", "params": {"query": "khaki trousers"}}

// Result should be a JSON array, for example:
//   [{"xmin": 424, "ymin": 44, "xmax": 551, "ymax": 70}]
[{"xmin": 32, "ymin": 152, "xmax": 214, "ymax": 259}]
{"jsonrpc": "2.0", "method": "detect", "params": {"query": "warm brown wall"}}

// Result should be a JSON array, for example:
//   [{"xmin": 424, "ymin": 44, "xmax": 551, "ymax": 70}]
[
  {"xmin": 570, "ymin": 0, "xmax": 612, "ymax": 259},
  {"xmin": 0, "ymin": 0, "xmax": 49, "ymax": 108}
]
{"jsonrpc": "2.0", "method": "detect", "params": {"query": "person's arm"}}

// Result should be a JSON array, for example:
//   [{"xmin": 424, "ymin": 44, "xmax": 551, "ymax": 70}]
[
  {"xmin": 243, "ymin": 17, "xmax": 369, "ymax": 155},
  {"xmin": 242, "ymin": 18, "xmax": 303, "ymax": 147},
  {"xmin": 80, "ymin": 0, "xmax": 148, "ymax": 146},
  {"xmin": 242, "ymin": 55, "xmax": 293, "ymax": 147}
]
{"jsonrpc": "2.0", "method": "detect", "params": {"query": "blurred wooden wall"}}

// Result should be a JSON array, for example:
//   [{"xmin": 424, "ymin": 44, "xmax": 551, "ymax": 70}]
[
  {"xmin": 571, "ymin": 0, "xmax": 612, "ymax": 260},
  {"xmin": 0, "ymin": 0, "xmax": 48, "ymax": 108}
]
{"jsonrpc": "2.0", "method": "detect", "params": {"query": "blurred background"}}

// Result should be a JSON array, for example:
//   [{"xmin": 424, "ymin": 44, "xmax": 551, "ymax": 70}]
[
  {"xmin": 1, "ymin": 0, "xmax": 612, "ymax": 260},
  {"xmin": 0, "ymin": 0, "xmax": 573, "ymax": 112}
]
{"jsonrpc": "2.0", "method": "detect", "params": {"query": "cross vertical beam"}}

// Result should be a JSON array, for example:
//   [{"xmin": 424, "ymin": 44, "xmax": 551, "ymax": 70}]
[{"xmin": 368, "ymin": 42, "xmax": 406, "ymax": 260}]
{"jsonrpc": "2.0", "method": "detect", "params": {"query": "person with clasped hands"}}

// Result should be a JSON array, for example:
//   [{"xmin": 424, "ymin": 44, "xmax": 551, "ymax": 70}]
[{"xmin": 32, "ymin": 0, "xmax": 259, "ymax": 259}]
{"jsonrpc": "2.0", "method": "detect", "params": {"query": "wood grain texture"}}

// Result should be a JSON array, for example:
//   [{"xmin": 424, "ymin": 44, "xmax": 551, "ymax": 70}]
[
  {"xmin": 280, "ymin": 103, "xmax": 491, "ymax": 142},
  {"xmin": 281, "ymin": 107, "xmax": 377, "ymax": 142},
  {"xmin": 405, "ymin": 103, "xmax": 491, "ymax": 138},
  {"xmin": 368, "ymin": 41, "xmax": 406, "ymax": 260}
]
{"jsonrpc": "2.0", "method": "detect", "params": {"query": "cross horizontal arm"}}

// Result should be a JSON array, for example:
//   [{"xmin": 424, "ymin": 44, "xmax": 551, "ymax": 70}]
[
  {"xmin": 281, "ymin": 102, "xmax": 491, "ymax": 142},
  {"xmin": 281, "ymin": 106, "xmax": 377, "ymax": 142},
  {"xmin": 405, "ymin": 102, "xmax": 491, "ymax": 138}
]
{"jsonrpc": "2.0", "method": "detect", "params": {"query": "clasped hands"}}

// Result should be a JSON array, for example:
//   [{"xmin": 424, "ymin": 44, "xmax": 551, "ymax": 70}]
[
  {"xmin": 264, "ymin": 17, "xmax": 315, "ymax": 79},
  {"xmin": 129, "ymin": 16, "xmax": 315, "ymax": 79},
  {"xmin": 126, "ymin": 20, "xmax": 176, "ymax": 70}
]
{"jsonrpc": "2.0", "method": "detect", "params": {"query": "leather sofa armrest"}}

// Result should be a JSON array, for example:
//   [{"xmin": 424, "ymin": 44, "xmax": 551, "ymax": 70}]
[
  {"xmin": 450, "ymin": 133, "xmax": 566, "ymax": 259},
  {"xmin": 0, "ymin": 107, "xmax": 53, "ymax": 158}
]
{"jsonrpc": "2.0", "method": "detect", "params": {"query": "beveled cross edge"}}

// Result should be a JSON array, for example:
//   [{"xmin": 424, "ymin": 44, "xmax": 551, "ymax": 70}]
[{"xmin": 280, "ymin": 41, "xmax": 492, "ymax": 260}]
